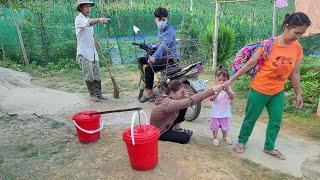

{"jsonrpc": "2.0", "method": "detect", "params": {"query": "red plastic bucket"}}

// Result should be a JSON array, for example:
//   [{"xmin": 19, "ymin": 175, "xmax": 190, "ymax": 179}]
[
  {"xmin": 122, "ymin": 111, "xmax": 160, "ymax": 170},
  {"xmin": 72, "ymin": 111, "xmax": 103, "ymax": 143}
]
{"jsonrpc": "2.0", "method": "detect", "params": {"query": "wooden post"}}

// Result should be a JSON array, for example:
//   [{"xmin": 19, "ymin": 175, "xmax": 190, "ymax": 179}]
[
  {"xmin": 317, "ymin": 97, "xmax": 320, "ymax": 118},
  {"xmin": 12, "ymin": 9, "xmax": 29, "ymax": 66},
  {"xmin": 190, "ymin": 0, "xmax": 193, "ymax": 12},
  {"xmin": 130, "ymin": 0, "xmax": 133, "ymax": 7},
  {"xmin": 212, "ymin": 1, "xmax": 220, "ymax": 71},
  {"xmin": 272, "ymin": 0, "xmax": 277, "ymax": 37},
  {"xmin": 0, "ymin": 35, "xmax": 6, "ymax": 60}
]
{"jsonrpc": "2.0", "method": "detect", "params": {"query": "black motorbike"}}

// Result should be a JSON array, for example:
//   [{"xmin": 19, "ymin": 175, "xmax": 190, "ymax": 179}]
[{"xmin": 132, "ymin": 40, "xmax": 206, "ymax": 121}]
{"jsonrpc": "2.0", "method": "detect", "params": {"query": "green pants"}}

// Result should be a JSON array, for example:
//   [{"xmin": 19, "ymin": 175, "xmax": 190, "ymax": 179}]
[{"xmin": 238, "ymin": 88, "xmax": 285, "ymax": 151}]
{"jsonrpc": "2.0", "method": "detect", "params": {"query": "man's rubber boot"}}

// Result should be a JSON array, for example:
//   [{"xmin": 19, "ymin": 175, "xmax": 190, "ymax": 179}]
[
  {"xmin": 85, "ymin": 80, "xmax": 100, "ymax": 102},
  {"xmin": 94, "ymin": 80, "xmax": 107, "ymax": 100}
]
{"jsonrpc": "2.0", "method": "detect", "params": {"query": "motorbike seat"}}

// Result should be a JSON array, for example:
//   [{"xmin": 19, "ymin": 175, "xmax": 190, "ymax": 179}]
[
  {"xmin": 165, "ymin": 65, "xmax": 182, "ymax": 76},
  {"xmin": 181, "ymin": 62, "xmax": 202, "ymax": 72}
]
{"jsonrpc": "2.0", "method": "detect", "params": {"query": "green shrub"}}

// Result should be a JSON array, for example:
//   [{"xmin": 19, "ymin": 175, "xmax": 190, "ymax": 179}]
[
  {"xmin": 178, "ymin": 13, "xmax": 206, "ymax": 64},
  {"xmin": 180, "ymin": 13, "xmax": 200, "ymax": 39},
  {"xmin": 285, "ymin": 56, "xmax": 320, "ymax": 115},
  {"xmin": 50, "ymin": 40, "xmax": 77, "ymax": 63},
  {"xmin": 200, "ymin": 18, "xmax": 236, "ymax": 66}
]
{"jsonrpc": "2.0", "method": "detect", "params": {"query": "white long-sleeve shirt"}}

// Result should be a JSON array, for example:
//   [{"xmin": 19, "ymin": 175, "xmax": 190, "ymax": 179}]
[{"xmin": 75, "ymin": 13, "xmax": 99, "ymax": 62}]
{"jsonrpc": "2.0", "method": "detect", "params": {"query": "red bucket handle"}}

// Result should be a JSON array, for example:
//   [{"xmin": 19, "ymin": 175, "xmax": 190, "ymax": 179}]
[{"xmin": 131, "ymin": 110, "xmax": 149, "ymax": 145}]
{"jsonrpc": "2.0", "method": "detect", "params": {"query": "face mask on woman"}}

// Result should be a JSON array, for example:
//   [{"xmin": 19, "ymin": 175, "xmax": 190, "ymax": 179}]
[{"xmin": 156, "ymin": 20, "xmax": 167, "ymax": 30}]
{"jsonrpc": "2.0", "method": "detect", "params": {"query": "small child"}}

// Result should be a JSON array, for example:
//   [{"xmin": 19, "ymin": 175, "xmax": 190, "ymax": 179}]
[{"xmin": 209, "ymin": 67, "xmax": 234, "ymax": 147}]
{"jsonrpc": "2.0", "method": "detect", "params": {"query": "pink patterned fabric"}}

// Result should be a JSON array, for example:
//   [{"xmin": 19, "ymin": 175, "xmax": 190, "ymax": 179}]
[
  {"xmin": 276, "ymin": 0, "xmax": 288, "ymax": 8},
  {"xmin": 231, "ymin": 38, "xmax": 275, "ymax": 78}
]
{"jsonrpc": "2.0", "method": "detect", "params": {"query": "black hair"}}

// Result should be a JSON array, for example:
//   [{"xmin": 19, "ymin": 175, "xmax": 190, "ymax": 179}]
[
  {"xmin": 154, "ymin": 7, "xmax": 168, "ymax": 19},
  {"xmin": 165, "ymin": 79, "xmax": 183, "ymax": 95},
  {"xmin": 215, "ymin": 66, "xmax": 229, "ymax": 79},
  {"xmin": 282, "ymin": 12, "xmax": 311, "ymax": 30}
]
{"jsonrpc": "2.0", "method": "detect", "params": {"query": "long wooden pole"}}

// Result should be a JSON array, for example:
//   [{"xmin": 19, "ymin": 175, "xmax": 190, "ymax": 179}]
[
  {"xmin": 317, "ymin": 97, "xmax": 320, "ymax": 118},
  {"xmin": 272, "ymin": 0, "xmax": 277, "ymax": 37},
  {"xmin": 0, "ymin": 36, "xmax": 5, "ymax": 60},
  {"xmin": 12, "ymin": 9, "xmax": 29, "ymax": 66},
  {"xmin": 212, "ymin": 1, "xmax": 220, "ymax": 71}
]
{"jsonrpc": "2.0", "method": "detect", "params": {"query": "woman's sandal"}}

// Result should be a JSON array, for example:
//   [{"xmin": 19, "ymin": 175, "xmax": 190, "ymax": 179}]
[
  {"xmin": 263, "ymin": 149, "xmax": 286, "ymax": 160},
  {"xmin": 234, "ymin": 143, "xmax": 245, "ymax": 154}
]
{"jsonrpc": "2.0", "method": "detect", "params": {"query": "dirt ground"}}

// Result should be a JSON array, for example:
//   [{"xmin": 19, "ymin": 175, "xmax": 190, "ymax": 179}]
[
  {"xmin": 0, "ymin": 113, "xmax": 294, "ymax": 179},
  {"xmin": 0, "ymin": 67, "xmax": 318, "ymax": 179}
]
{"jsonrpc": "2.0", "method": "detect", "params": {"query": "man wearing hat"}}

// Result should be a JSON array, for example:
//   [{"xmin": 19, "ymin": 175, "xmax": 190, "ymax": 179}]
[{"xmin": 75, "ymin": 0, "xmax": 110, "ymax": 102}]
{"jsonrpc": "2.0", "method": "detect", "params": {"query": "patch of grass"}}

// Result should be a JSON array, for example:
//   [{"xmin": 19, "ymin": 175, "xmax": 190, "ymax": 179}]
[
  {"xmin": 27, "ymin": 150, "xmax": 42, "ymax": 158},
  {"xmin": 282, "ymin": 113, "xmax": 320, "ymax": 141},
  {"xmin": 16, "ymin": 143, "xmax": 35, "ymax": 153},
  {"xmin": 241, "ymin": 158, "xmax": 295, "ymax": 179},
  {"xmin": 15, "ymin": 141, "xmax": 66, "ymax": 158},
  {"xmin": 50, "ymin": 121, "xmax": 65, "ymax": 129},
  {"xmin": 4, "ymin": 173, "xmax": 15, "ymax": 180},
  {"xmin": 0, "ymin": 154, "xmax": 3, "ymax": 164},
  {"xmin": 0, "ymin": 116, "xmax": 15, "ymax": 123},
  {"xmin": 47, "ymin": 143, "xmax": 65, "ymax": 155},
  {"xmin": 28, "ymin": 61, "xmax": 141, "ymax": 94},
  {"xmin": 16, "ymin": 143, "xmax": 42, "ymax": 158}
]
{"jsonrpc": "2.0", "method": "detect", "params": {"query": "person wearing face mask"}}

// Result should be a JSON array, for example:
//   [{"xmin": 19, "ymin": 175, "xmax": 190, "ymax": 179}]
[{"xmin": 138, "ymin": 7, "xmax": 177, "ymax": 103}]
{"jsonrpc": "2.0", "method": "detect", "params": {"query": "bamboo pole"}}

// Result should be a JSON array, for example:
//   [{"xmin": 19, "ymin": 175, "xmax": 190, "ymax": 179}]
[
  {"xmin": 272, "ymin": 0, "xmax": 277, "ymax": 37},
  {"xmin": 211, "ymin": 0, "xmax": 255, "ymax": 71},
  {"xmin": 317, "ymin": 97, "xmax": 320, "ymax": 118},
  {"xmin": 0, "ymin": 35, "xmax": 6, "ymax": 60},
  {"xmin": 217, "ymin": 0, "xmax": 253, "ymax": 3},
  {"xmin": 12, "ymin": 9, "xmax": 29, "ymax": 66},
  {"xmin": 212, "ymin": 1, "xmax": 220, "ymax": 71}
]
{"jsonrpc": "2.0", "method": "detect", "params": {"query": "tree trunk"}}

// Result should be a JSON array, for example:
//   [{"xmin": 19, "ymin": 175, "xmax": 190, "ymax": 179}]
[
  {"xmin": 12, "ymin": 9, "xmax": 29, "ymax": 66},
  {"xmin": 36, "ymin": 12, "xmax": 50, "ymax": 63},
  {"xmin": 317, "ymin": 97, "xmax": 320, "ymax": 118},
  {"xmin": 272, "ymin": 0, "xmax": 277, "ymax": 37},
  {"xmin": 0, "ymin": 35, "xmax": 6, "ymax": 60}
]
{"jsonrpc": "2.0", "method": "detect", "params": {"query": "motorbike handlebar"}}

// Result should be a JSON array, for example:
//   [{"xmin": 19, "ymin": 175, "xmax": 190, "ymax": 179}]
[
  {"xmin": 131, "ymin": 42, "xmax": 156, "ymax": 55},
  {"xmin": 131, "ymin": 42, "xmax": 141, "ymax": 46}
]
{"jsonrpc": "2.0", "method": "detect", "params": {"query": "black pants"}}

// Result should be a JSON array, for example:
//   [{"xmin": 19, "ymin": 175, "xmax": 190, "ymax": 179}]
[
  {"xmin": 159, "ymin": 108, "xmax": 190, "ymax": 144},
  {"xmin": 138, "ymin": 57, "xmax": 173, "ymax": 89}
]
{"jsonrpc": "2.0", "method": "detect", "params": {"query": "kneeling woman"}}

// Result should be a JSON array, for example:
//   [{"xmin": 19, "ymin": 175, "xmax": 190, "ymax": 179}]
[{"xmin": 150, "ymin": 80, "xmax": 224, "ymax": 144}]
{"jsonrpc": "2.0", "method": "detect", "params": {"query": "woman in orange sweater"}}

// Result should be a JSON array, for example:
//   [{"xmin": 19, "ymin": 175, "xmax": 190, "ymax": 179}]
[{"xmin": 226, "ymin": 12, "xmax": 311, "ymax": 160}]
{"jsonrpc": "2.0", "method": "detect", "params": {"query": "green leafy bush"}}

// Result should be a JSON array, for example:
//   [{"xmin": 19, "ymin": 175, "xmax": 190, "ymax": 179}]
[
  {"xmin": 50, "ymin": 40, "xmax": 77, "ymax": 63},
  {"xmin": 285, "ymin": 56, "xmax": 320, "ymax": 115},
  {"xmin": 180, "ymin": 13, "xmax": 200, "ymax": 39},
  {"xmin": 200, "ymin": 18, "xmax": 235, "ymax": 66}
]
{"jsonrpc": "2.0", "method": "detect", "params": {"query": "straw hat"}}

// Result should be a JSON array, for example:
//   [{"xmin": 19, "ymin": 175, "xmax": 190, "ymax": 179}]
[{"xmin": 76, "ymin": 0, "xmax": 95, "ymax": 12}]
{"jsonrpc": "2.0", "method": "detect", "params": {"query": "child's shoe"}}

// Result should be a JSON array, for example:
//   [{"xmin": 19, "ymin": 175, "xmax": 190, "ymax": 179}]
[
  {"xmin": 223, "ymin": 138, "xmax": 232, "ymax": 145},
  {"xmin": 213, "ymin": 138, "xmax": 220, "ymax": 147}
]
